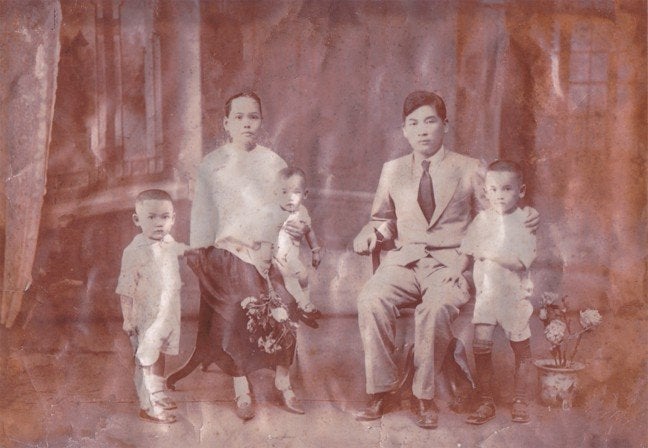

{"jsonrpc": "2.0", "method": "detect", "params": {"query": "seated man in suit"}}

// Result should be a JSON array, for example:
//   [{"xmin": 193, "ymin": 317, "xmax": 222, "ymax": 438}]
[{"xmin": 353, "ymin": 91, "xmax": 538, "ymax": 429}]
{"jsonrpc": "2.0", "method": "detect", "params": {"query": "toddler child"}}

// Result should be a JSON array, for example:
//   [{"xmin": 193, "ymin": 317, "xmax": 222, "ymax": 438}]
[
  {"xmin": 447, "ymin": 160, "xmax": 537, "ymax": 425},
  {"xmin": 273, "ymin": 167, "xmax": 322, "ymax": 327},
  {"xmin": 116, "ymin": 189, "xmax": 188, "ymax": 424}
]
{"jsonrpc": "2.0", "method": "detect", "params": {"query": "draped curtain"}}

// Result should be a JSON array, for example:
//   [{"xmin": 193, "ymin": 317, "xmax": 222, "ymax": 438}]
[
  {"xmin": 0, "ymin": 1, "xmax": 61, "ymax": 328},
  {"xmin": 0, "ymin": 0, "xmax": 643, "ymax": 328}
]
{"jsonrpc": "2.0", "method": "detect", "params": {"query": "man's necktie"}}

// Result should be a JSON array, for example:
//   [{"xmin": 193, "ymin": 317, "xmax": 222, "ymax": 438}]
[{"xmin": 418, "ymin": 160, "xmax": 435, "ymax": 222}]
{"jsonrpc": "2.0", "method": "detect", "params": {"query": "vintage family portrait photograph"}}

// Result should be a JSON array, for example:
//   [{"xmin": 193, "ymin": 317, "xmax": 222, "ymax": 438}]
[{"xmin": 0, "ymin": 0, "xmax": 646, "ymax": 446}]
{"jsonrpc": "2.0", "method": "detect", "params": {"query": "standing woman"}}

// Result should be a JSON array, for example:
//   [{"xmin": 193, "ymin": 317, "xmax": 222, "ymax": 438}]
[{"xmin": 167, "ymin": 91, "xmax": 306, "ymax": 420}]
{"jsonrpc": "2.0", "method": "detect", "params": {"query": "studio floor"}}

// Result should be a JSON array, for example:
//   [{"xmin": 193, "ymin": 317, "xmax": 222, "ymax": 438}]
[{"xmin": 0, "ymin": 310, "xmax": 644, "ymax": 448}]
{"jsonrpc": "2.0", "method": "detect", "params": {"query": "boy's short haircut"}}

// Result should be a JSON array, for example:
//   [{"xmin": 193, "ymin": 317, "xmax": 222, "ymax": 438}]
[
  {"xmin": 225, "ymin": 90, "xmax": 262, "ymax": 118},
  {"xmin": 135, "ymin": 189, "xmax": 173, "ymax": 205},
  {"xmin": 487, "ymin": 160, "xmax": 524, "ymax": 183},
  {"xmin": 403, "ymin": 90, "xmax": 447, "ymax": 121},
  {"xmin": 278, "ymin": 166, "xmax": 307, "ymax": 183}
]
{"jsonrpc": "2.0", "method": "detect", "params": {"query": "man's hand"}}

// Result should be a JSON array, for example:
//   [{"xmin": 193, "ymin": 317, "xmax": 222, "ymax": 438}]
[
  {"xmin": 523, "ymin": 207, "xmax": 540, "ymax": 233},
  {"xmin": 353, "ymin": 227, "xmax": 378, "ymax": 255},
  {"xmin": 442, "ymin": 266, "xmax": 465, "ymax": 286},
  {"xmin": 441, "ymin": 254, "xmax": 470, "ymax": 286},
  {"xmin": 284, "ymin": 220, "xmax": 310, "ymax": 239}
]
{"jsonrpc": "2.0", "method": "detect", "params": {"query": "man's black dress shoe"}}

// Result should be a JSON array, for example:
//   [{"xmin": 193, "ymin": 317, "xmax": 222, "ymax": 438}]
[
  {"xmin": 415, "ymin": 399, "xmax": 439, "ymax": 429},
  {"xmin": 355, "ymin": 393, "xmax": 388, "ymax": 421}
]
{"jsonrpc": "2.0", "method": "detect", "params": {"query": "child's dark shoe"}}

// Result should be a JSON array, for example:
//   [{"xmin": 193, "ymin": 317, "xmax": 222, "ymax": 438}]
[
  {"xmin": 298, "ymin": 308, "xmax": 322, "ymax": 329},
  {"xmin": 511, "ymin": 399, "xmax": 530, "ymax": 423},
  {"xmin": 465, "ymin": 401, "xmax": 496, "ymax": 425}
]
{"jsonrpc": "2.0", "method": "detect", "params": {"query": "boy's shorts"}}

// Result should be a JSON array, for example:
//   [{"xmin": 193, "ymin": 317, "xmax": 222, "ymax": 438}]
[
  {"xmin": 136, "ymin": 319, "xmax": 180, "ymax": 366},
  {"xmin": 472, "ymin": 293, "xmax": 533, "ymax": 342}
]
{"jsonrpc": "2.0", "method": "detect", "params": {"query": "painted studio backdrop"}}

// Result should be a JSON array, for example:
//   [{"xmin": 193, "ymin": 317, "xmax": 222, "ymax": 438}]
[{"xmin": 0, "ymin": 0, "xmax": 646, "ymax": 446}]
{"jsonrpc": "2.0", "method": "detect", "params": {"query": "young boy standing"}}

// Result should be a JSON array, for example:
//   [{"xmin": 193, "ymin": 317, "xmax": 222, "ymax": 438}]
[
  {"xmin": 448, "ymin": 160, "xmax": 537, "ymax": 425},
  {"xmin": 273, "ymin": 167, "xmax": 322, "ymax": 327},
  {"xmin": 116, "ymin": 189, "xmax": 187, "ymax": 424}
]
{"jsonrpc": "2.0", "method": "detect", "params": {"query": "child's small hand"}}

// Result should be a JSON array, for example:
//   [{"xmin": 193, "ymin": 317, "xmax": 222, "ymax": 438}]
[
  {"xmin": 311, "ymin": 247, "xmax": 322, "ymax": 269},
  {"xmin": 123, "ymin": 318, "xmax": 136, "ymax": 335}
]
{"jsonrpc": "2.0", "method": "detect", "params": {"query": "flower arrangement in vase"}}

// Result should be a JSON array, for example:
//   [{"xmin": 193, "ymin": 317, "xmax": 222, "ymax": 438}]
[
  {"xmin": 539, "ymin": 292, "xmax": 603, "ymax": 368},
  {"xmin": 535, "ymin": 292, "xmax": 603, "ymax": 408}
]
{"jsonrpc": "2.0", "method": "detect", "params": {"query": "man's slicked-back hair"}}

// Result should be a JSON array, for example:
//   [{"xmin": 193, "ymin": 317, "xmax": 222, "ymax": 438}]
[
  {"xmin": 278, "ymin": 166, "xmax": 307, "ymax": 183},
  {"xmin": 487, "ymin": 159, "xmax": 524, "ymax": 183},
  {"xmin": 135, "ymin": 189, "xmax": 173, "ymax": 206},
  {"xmin": 224, "ymin": 90, "xmax": 262, "ymax": 118},
  {"xmin": 402, "ymin": 90, "xmax": 447, "ymax": 121}
]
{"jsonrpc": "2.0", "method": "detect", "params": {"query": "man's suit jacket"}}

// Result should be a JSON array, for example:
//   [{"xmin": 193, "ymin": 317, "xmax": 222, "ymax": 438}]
[{"xmin": 366, "ymin": 148, "xmax": 485, "ymax": 268}]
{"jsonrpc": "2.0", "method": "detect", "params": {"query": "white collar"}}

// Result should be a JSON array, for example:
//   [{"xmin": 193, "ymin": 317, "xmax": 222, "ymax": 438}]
[
  {"xmin": 412, "ymin": 145, "xmax": 446, "ymax": 170},
  {"xmin": 225, "ymin": 141, "xmax": 264, "ymax": 153},
  {"xmin": 133, "ymin": 233, "xmax": 175, "ymax": 247}
]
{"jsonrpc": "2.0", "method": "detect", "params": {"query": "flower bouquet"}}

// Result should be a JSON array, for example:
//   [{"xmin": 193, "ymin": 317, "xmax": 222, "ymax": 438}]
[
  {"xmin": 241, "ymin": 283, "xmax": 298, "ymax": 355},
  {"xmin": 539, "ymin": 292, "xmax": 603, "ymax": 368}
]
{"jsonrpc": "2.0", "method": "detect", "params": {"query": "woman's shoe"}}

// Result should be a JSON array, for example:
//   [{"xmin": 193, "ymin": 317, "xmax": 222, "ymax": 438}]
[
  {"xmin": 354, "ymin": 392, "xmax": 388, "ymax": 421},
  {"xmin": 235, "ymin": 394, "xmax": 255, "ymax": 420},
  {"xmin": 281, "ymin": 389, "xmax": 305, "ymax": 414}
]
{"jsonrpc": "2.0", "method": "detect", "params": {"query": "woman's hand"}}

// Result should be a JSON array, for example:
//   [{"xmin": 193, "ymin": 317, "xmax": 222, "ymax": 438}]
[{"xmin": 283, "ymin": 220, "xmax": 310, "ymax": 239}]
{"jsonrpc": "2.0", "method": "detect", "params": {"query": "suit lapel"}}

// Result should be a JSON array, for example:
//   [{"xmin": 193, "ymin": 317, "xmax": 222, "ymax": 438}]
[{"xmin": 427, "ymin": 153, "xmax": 461, "ymax": 228}]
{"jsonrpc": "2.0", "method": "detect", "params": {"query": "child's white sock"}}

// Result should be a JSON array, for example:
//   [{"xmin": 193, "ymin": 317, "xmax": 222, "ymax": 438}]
[
  {"xmin": 134, "ymin": 363, "xmax": 151, "ymax": 411},
  {"xmin": 142, "ymin": 369, "xmax": 167, "ymax": 415},
  {"xmin": 143, "ymin": 370, "xmax": 165, "ymax": 394}
]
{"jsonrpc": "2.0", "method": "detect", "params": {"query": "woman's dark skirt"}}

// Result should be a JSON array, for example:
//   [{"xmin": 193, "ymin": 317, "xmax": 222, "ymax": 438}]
[{"xmin": 184, "ymin": 246, "xmax": 298, "ymax": 377}]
